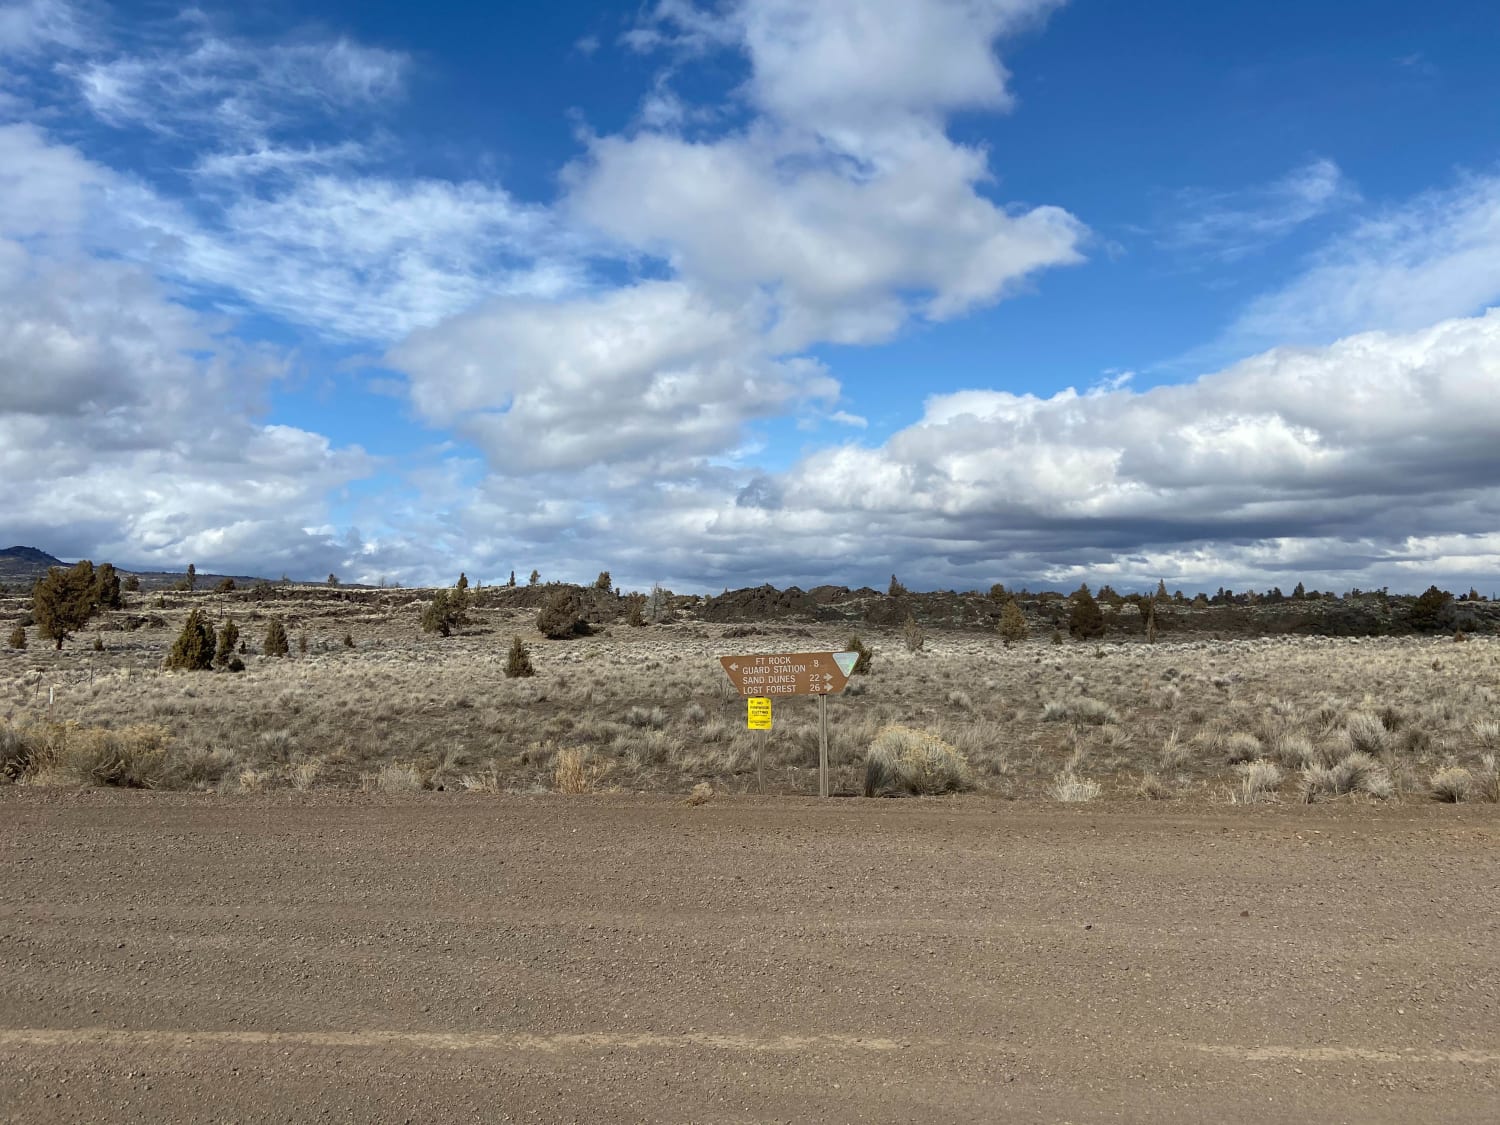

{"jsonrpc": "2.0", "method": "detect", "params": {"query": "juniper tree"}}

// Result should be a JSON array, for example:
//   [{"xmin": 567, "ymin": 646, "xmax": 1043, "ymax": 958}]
[
  {"xmin": 123, "ymin": 574, "xmax": 141, "ymax": 593},
  {"xmin": 7, "ymin": 625, "xmax": 25, "ymax": 650},
  {"xmin": 186, "ymin": 563, "xmax": 197, "ymax": 592},
  {"xmin": 998, "ymin": 598, "xmax": 1029, "ymax": 644},
  {"xmin": 264, "ymin": 618, "xmax": 290, "ymax": 657},
  {"xmin": 844, "ymin": 634, "xmax": 872, "ymax": 675},
  {"xmin": 457, "ymin": 572, "xmax": 469, "ymax": 591},
  {"xmin": 215, "ymin": 618, "xmax": 240, "ymax": 667},
  {"xmin": 528, "ymin": 569, "xmax": 540, "ymax": 586},
  {"xmin": 594, "ymin": 571, "xmax": 612, "ymax": 591},
  {"xmin": 94, "ymin": 563, "xmax": 122, "ymax": 610},
  {"xmin": 32, "ymin": 561, "xmax": 99, "ymax": 650},
  {"xmin": 1068, "ymin": 584, "xmax": 1105, "ymax": 640},
  {"xmin": 166, "ymin": 609, "xmax": 215, "ymax": 671},
  {"xmin": 505, "ymin": 635, "xmax": 535, "ymax": 678}
]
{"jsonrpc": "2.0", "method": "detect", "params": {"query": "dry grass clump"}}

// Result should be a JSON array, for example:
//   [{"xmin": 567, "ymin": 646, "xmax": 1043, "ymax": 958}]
[
  {"xmin": 1223, "ymin": 732, "xmax": 1264, "ymax": 764},
  {"xmin": 375, "ymin": 762, "xmax": 423, "ymax": 793},
  {"xmin": 1271, "ymin": 733, "xmax": 1318, "ymax": 769},
  {"xmin": 1050, "ymin": 771, "xmax": 1102, "ymax": 802},
  {"xmin": 554, "ymin": 748, "xmax": 599, "ymax": 794},
  {"xmin": 290, "ymin": 760, "xmax": 321, "ymax": 791},
  {"xmin": 1136, "ymin": 772, "xmax": 1170, "ymax": 800},
  {"xmin": 1041, "ymin": 697, "xmax": 1119, "ymax": 726},
  {"xmin": 1158, "ymin": 729, "xmax": 1189, "ymax": 771},
  {"xmin": 1301, "ymin": 752, "xmax": 1395, "ymax": 803},
  {"xmin": 684, "ymin": 781, "xmax": 716, "ymax": 806},
  {"xmin": 3, "ymin": 721, "xmax": 233, "ymax": 790},
  {"xmin": 1428, "ymin": 766, "xmax": 1474, "ymax": 803},
  {"xmin": 864, "ymin": 725, "xmax": 973, "ymax": 797},
  {"xmin": 1235, "ymin": 759, "xmax": 1283, "ymax": 804},
  {"xmin": 1338, "ymin": 711, "xmax": 1389, "ymax": 757}
]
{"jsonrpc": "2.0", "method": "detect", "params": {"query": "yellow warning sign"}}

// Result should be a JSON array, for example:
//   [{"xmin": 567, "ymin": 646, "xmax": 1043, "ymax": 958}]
[{"xmin": 747, "ymin": 697, "xmax": 772, "ymax": 730}]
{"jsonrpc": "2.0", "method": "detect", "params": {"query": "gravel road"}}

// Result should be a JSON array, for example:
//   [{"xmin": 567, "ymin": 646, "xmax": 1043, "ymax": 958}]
[{"xmin": 1, "ymin": 791, "xmax": 1496, "ymax": 1123}]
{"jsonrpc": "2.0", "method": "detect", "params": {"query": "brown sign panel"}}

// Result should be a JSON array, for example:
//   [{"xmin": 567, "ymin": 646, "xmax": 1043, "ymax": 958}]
[{"xmin": 719, "ymin": 651, "xmax": 852, "ymax": 697}]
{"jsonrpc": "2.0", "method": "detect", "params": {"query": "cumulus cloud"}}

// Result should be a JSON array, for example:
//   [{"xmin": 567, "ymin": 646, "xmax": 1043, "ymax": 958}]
[
  {"xmin": 393, "ymin": 281, "xmax": 837, "ymax": 473},
  {"xmin": 676, "ymin": 309, "xmax": 1500, "ymax": 591},
  {"xmin": 399, "ymin": 0, "xmax": 1085, "ymax": 478},
  {"xmin": 0, "ymin": 124, "xmax": 372, "ymax": 576}
]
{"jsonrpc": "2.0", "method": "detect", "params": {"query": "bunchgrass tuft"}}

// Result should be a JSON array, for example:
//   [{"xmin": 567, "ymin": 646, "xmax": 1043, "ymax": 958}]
[{"xmin": 864, "ymin": 725, "xmax": 973, "ymax": 797}]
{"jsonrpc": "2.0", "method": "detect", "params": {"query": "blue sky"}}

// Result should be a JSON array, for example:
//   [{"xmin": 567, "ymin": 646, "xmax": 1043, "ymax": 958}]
[{"xmin": 1, "ymin": 0, "xmax": 1498, "ymax": 592}]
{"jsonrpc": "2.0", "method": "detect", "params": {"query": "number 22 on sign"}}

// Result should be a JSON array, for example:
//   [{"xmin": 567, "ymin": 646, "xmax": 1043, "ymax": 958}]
[{"xmin": 747, "ymin": 697, "xmax": 772, "ymax": 730}]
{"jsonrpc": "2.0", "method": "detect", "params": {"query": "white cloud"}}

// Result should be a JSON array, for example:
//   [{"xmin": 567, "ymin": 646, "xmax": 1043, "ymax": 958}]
[
  {"xmin": 0, "ymin": 124, "xmax": 372, "ymax": 576},
  {"xmin": 115, "ymin": 171, "xmax": 581, "ymax": 342},
  {"xmin": 71, "ymin": 28, "xmax": 407, "ymax": 139},
  {"xmin": 0, "ymin": 0, "xmax": 86, "ymax": 56},
  {"xmin": 1164, "ymin": 157, "xmax": 1356, "ymax": 261},
  {"xmin": 1228, "ymin": 173, "xmax": 1500, "ymax": 349},
  {"xmin": 392, "ymin": 281, "xmax": 838, "ymax": 473}
]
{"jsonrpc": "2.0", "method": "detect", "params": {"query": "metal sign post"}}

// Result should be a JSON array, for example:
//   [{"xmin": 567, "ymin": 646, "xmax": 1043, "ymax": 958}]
[{"xmin": 818, "ymin": 694, "xmax": 830, "ymax": 798}]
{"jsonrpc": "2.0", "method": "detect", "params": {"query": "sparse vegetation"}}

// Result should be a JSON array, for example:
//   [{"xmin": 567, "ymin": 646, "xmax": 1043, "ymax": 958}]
[
  {"xmin": 864, "ymin": 726, "xmax": 972, "ymax": 797},
  {"xmin": 2, "ymin": 575, "xmax": 1498, "ymax": 803}
]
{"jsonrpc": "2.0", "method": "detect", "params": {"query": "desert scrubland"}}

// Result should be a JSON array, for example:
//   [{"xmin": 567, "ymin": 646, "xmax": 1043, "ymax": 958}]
[{"xmin": 3, "ymin": 584, "xmax": 1497, "ymax": 805}]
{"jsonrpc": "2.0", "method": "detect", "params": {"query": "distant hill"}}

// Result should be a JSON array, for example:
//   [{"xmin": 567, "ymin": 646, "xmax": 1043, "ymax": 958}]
[
  {"xmin": 0, "ymin": 545, "xmax": 272, "ymax": 592},
  {"xmin": 0, "ymin": 546, "xmax": 65, "ymax": 584}
]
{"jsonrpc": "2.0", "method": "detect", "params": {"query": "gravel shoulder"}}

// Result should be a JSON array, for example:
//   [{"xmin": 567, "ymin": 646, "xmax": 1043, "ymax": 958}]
[{"xmin": 2, "ymin": 791, "xmax": 1497, "ymax": 1123}]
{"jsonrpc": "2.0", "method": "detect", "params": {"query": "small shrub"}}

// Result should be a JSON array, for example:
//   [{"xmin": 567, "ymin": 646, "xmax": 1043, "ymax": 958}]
[
  {"xmin": 215, "ymin": 578, "xmax": 236, "ymax": 593},
  {"xmin": 1223, "ymin": 732, "xmax": 1264, "ymax": 765},
  {"xmin": 1041, "ymin": 697, "xmax": 1119, "ymax": 726},
  {"xmin": 343, "ymin": 631, "xmax": 355, "ymax": 648},
  {"xmin": 1339, "ymin": 712, "xmax": 1388, "ymax": 757},
  {"xmin": 554, "ymin": 748, "xmax": 598, "ymax": 794},
  {"xmin": 900, "ymin": 613, "xmax": 926, "ymax": 653},
  {"xmin": 1235, "ymin": 760, "xmax": 1283, "ymax": 804},
  {"xmin": 1301, "ymin": 752, "xmax": 1394, "ymax": 802},
  {"xmin": 1050, "ymin": 771, "xmax": 1102, "ymax": 802},
  {"xmin": 7, "ymin": 625, "xmax": 24, "ymax": 650},
  {"xmin": 1, "ymin": 724, "xmax": 40, "ymax": 779},
  {"xmin": 504, "ymin": 635, "xmax": 535, "ymax": 678},
  {"xmin": 863, "ymin": 725, "xmax": 972, "ymax": 797},
  {"xmin": 1271, "ymin": 733, "xmax": 1317, "ymax": 769},
  {"xmin": 1429, "ymin": 766, "xmax": 1473, "ymax": 803},
  {"xmin": 685, "ymin": 781, "xmax": 715, "ymax": 806},
  {"xmin": 32, "ymin": 724, "xmax": 173, "ymax": 788},
  {"xmin": 626, "ymin": 705, "xmax": 668, "ymax": 729},
  {"xmin": 844, "ymin": 634, "xmax": 872, "ymax": 675},
  {"xmin": 1136, "ymin": 772, "xmax": 1170, "ymax": 800},
  {"xmin": 375, "ymin": 763, "xmax": 424, "ymax": 793}
]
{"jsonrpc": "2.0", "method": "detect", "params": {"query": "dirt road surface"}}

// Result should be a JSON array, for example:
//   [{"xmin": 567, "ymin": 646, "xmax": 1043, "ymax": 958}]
[{"xmin": 2, "ymin": 792, "xmax": 1496, "ymax": 1123}]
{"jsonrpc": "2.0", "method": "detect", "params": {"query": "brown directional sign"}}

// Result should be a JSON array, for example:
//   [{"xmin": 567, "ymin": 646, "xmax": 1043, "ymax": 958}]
[{"xmin": 718, "ymin": 651, "xmax": 858, "ymax": 697}]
